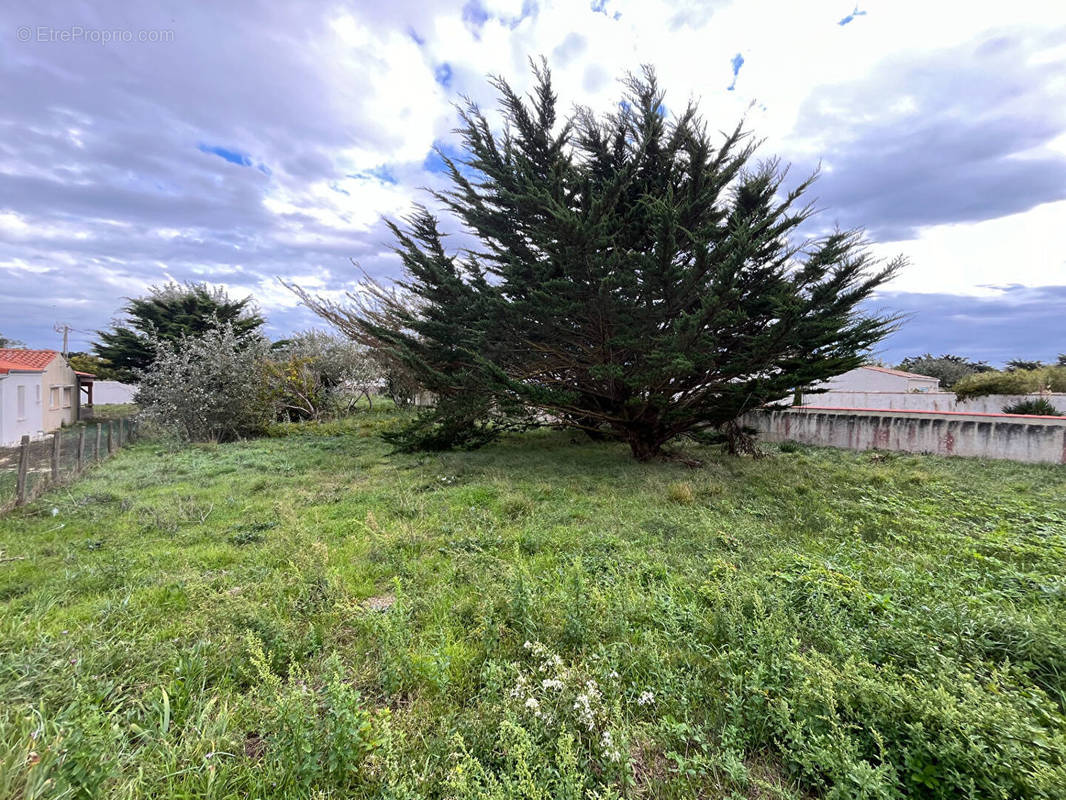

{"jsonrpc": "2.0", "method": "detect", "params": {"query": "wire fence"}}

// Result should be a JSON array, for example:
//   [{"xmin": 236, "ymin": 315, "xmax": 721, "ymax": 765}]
[{"xmin": 0, "ymin": 416, "xmax": 139, "ymax": 512}]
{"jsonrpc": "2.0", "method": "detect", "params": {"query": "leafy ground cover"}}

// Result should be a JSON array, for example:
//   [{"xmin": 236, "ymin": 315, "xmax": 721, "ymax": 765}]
[{"xmin": 1, "ymin": 410, "xmax": 1065, "ymax": 798}]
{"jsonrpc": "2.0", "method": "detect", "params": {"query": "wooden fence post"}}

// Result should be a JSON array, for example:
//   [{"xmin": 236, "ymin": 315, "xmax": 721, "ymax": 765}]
[
  {"xmin": 15, "ymin": 435, "xmax": 30, "ymax": 506},
  {"xmin": 51, "ymin": 432, "xmax": 61, "ymax": 482},
  {"xmin": 77, "ymin": 428, "xmax": 86, "ymax": 472},
  {"xmin": 107, "ymin": 421, "xmax": 114, "ymax": 455},
  {"xmin": 95, "ymin": 424, "xmax": 102, "ymax": 461}
]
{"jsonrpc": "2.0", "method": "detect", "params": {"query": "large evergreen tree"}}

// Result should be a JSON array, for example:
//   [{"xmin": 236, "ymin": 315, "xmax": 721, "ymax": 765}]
[
  {"xmin": 302, "ymin": 63, "xmax": 901, "ymax": 460},
  {"xmin": 95, "ymin": 282, "xmax": 264, "ymax": 380}
]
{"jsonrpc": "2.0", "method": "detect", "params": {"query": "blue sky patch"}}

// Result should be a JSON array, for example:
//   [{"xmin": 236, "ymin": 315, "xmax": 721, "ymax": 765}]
[
  {"xmin": 407, "ymin": 27, "xmax": 426, "ymax": 45},
  {"xmin": 435, "ymin": 63, "xmax": 453, "ymax": 88},
  {"xmin": 198, "ymin": 143, "xmax": 253, "ymax": 167},
  {"xmin": 349, "ymin": 165, "xmax": 397, "ymax": 184},
  {"xmin": 462, "ymin": 0, "xmax": 489, "ymax": 31},
  {"xmin": 727, "ymin": 53, "xmax": 744, "ymax": 91},
  {"xmin": 424, "ymin": 141, "xmax": 470, "ymax": 175},
  {"xmin": 590, "ymin": 0, "xmax": 621, "ymax": 20},
  {"xmin": 838, "ymin": 5, "xmax": 867, "ymax": 26}
]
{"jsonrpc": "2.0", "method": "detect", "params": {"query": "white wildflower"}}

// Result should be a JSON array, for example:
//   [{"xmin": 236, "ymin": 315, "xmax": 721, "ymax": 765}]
[
  {"xmin": 573, "ymin": 693, "xmax": 596, "ymax": 730},
  {"xmin": 541, "ymin": 678, "xmax": 564, "ymax": 691},
  {"xmin": 509, "ymin": 674, "xmax": 530, "ymax": 699},
  {"xmin": 637, "ymin": 690, "xmax": 656, "ymax": 706},
  {"xmin": 601, "ymin": 731, "xmax": 621, "ymax": 762}
]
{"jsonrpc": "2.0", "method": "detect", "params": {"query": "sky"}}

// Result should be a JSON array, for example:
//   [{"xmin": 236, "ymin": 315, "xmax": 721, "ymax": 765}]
[{"xmin": 1, "ymin": 0, "xmax": 1064, "ymax": 366}]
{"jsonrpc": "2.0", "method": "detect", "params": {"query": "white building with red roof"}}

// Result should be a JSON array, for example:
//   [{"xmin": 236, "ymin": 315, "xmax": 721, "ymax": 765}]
[{"xmin": 0, "ymin": 349, "xmax": 89, "ymax": 446}]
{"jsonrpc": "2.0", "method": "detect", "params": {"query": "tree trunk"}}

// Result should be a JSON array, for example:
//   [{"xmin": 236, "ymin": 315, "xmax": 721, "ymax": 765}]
[{"xmin": 627, "ymin": 432, "xmax": 666, "ymax": 461}]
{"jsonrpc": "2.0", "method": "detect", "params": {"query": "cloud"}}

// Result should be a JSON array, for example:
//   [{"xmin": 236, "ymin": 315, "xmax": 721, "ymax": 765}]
[
  {"xmin": 0, "ymin": 0, "xmax": 1064, "ymax": 365},
  {"xmin": 787, "ymin": 28, "xmax": 1066, "ymax": 241},
  {"xmin": 870, "ymin": 285, "xmax": 1066, "ymax": 367}
]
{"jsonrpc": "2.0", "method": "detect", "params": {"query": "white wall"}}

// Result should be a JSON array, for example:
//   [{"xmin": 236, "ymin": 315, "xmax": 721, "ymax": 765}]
[
  {"xmin": 802, "ymin": 391, "xmax": 1066, "ymax": 415},
  {"xmin": 819, "ymin": 367, "xmax": 939, "ymax": 393},
  {"xmin": 90, "ymin": 380, "xmax": 137, "ymax": 405},
  {"xmin": 821, "ymin": 368, "xmax": 907, "ymax": 393},
  {"xmin": 0, "ymin": 372, "xmax": 45, "ymax": 446}
]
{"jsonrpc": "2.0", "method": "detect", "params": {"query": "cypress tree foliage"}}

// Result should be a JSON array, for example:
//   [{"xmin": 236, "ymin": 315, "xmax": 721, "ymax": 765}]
[
  {"xmin": 95, "ymin": 282, "xmax": 265, "ymax": 380},
  {"xmin": 302, "ymin": 62, "xmax": 901, "ymax": 461}
]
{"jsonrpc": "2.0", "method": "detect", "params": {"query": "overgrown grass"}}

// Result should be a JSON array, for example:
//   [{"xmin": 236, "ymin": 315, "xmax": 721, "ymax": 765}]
[
  {"xmin": 84, "ymin": 403, "xmax": 138, "ymax": 420},
  {"xmin": 1, "ymin": 411, "xmax": 1065, "ymax": 798}
]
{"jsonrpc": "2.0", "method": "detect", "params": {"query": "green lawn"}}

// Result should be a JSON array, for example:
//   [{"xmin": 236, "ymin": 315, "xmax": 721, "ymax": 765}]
[{"xmin": 1, "ymin": 411, "xmax": 1065, "ymax": 799}]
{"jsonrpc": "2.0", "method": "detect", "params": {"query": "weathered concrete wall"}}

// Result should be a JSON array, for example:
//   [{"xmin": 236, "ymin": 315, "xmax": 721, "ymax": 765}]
[
  {"xmin": 802, "ymin": 391, "xmax": 1066, "ymax": 415},
  {"xmin": 748, "ymin": 407, "xmax": 1066, "ymax": 465}
]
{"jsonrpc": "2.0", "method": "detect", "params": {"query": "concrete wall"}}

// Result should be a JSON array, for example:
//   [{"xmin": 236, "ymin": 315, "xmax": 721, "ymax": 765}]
[
  {"xmin": 91, "ymin": 380, "xmax": 137, "ymax": 405},
  {"xmin": 0, "ymin": 372, "xmax": 45, "ymax": 446},
  {"xmin": 747, "ymin": 407, "xmax": 1066, "ymax": 465},
  {"xmin": 801, "ymin": 391, "xmax": 1066, "ymax": 415},
  {"xmin": 40, "ymin": 356, "xmax": 79, "ymax": 432}
]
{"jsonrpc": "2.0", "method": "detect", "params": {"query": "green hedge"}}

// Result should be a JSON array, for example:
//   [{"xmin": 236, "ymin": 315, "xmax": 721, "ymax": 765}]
[{"xmin": 954, "ymin": 366, "xmax": 1066, "ymax": 400}]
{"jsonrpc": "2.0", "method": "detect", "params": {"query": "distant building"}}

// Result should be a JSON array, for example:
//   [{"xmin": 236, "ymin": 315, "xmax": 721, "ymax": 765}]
[
  {"xmin": 0, "ymin": 349, "xmax": 92, "ymax": 446},
  {"xmin": 820, "ymin": 365, "xmax": 941, "ymax": 394}
]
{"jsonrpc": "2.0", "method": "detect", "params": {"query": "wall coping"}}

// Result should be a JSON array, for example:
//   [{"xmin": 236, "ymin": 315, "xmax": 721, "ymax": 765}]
[
  {"xmin": 806, "ymin": 391, "xmax": 1066, "ymax": 397},
  {"xmin": 776, "ymin": 406, "xmax": 1066, "ymax": 423}
]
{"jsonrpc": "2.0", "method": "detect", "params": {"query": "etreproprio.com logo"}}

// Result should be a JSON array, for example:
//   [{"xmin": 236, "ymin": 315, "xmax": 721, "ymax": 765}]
[{"xmin": 16, "ymin": 25, "xmax": 175, "ymax": 44}]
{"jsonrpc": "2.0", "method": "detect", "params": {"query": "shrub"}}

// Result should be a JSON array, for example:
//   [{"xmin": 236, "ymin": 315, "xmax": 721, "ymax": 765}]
[
  {"xmin": 134, "ymin": 323, "xmax": 274, "ymax": 442},
  {"xmin": 1002, "ymin": 398, "xmax": 1061, "ymax": 416},
  {"xmin": 267, "ymin": 331, "xmax": 382, "ymax": 420},
  {"xmin": 954, "ymin": 366, "xmax": 1066, "ymax": 400}
]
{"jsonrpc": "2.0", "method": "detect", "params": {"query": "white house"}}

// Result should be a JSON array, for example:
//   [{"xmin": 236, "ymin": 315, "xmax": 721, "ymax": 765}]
[
  {"xmin": 0, "ymin": 350, "xmax": 88, "ymax": 446},
  {"xmin": 819, "ymin": 365, "xmax": 941, "ymax": 394}
]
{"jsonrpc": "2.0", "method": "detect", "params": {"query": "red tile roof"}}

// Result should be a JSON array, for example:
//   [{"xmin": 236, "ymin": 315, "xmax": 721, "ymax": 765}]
[
  {"xmin": 862, "ymin": 364, "xmax": 938, "ymax": 381},
  {"xmin": 0, "ymin": 349, "xmax": 59, "ymax": 374}
]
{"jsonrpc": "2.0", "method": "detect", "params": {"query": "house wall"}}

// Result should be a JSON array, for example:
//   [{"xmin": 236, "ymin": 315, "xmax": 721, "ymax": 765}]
[
  {"xmin": 40, "ymin": 356, "xmax": 79, "ymax": 432},
  {"xmin": 0, "ymin": 372, "xmax": 45, "ymax": 446},
  {"xmin": 746, "ymin": 407, "xmax": 1066, "ymax": 465},
  {"xmin": 801, "ymin": 392, "xmax": 1066, "ymax": 415}
]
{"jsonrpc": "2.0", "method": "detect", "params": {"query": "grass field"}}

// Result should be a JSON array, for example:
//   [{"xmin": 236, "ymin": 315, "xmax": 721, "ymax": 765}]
[{"xmin": 1, "ymin": 410, "xmax": 1065, "ymax": 799}]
